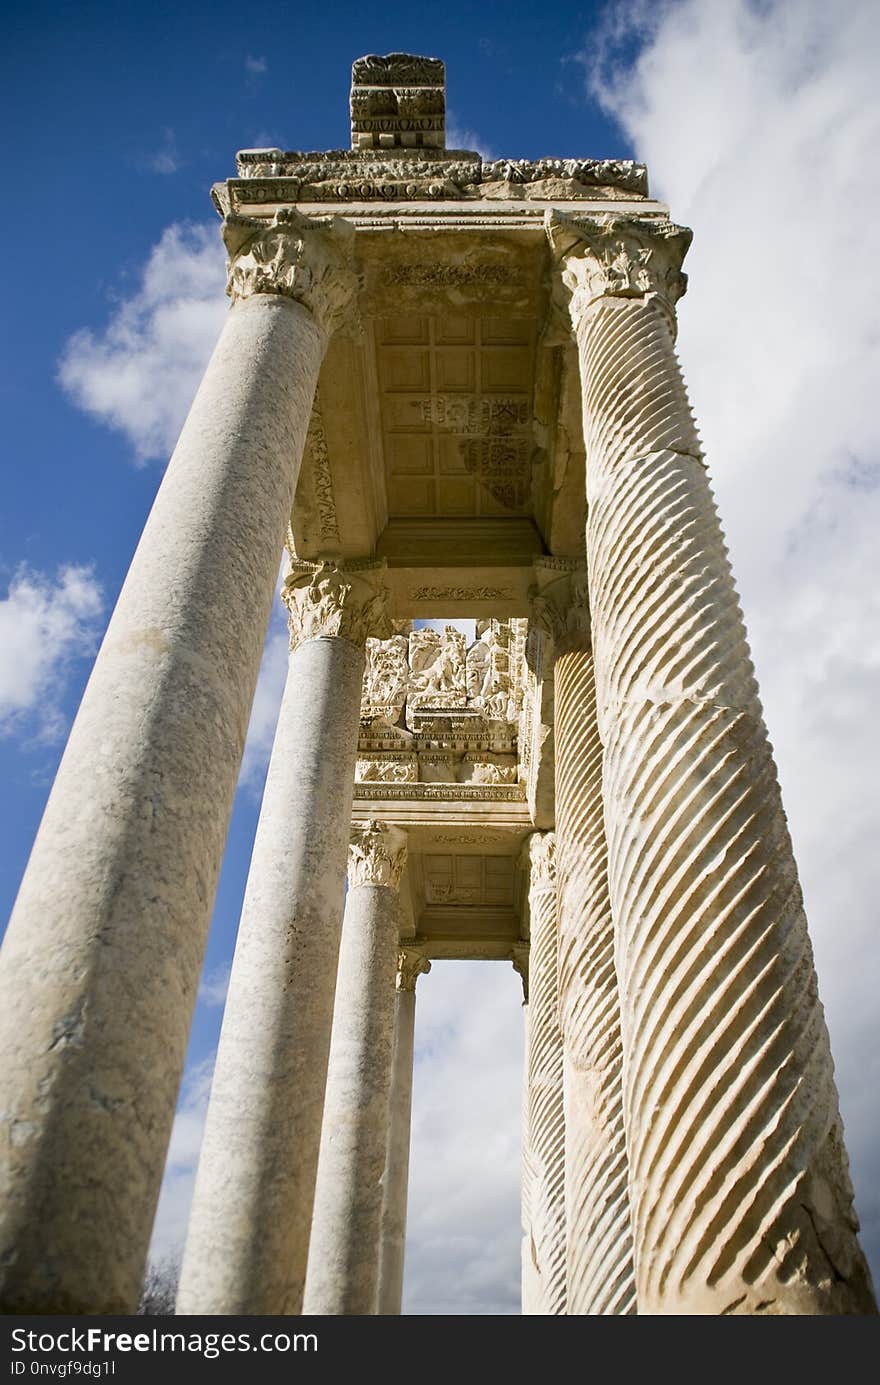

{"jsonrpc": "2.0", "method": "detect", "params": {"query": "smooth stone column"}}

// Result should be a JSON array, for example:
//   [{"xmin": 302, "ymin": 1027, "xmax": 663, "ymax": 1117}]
[
  {"xmin": 176, "ymin": 563, "xmax": 390, "ymax": 1317},
  {"xmin": 551, "ymin": 211, "xmax": 877, "ymax": 1315},
  {"xmin": 0, "ymin": 209, "xmax": 356, "ymax": 1314},
  {"xmin": 531, "ymin": 565, "xmax": 637, "ymax": 1316},
  {"xmin": 520, "ymin": 834, "xmax": 567, "ymax": 1316},
  {"xmin": 377, "ymin": 945, "xmax": 431, "ymax": 1316},
  {"xmin": 303, "ymin": 824, "xmax": 408, "ymax": 1316}
]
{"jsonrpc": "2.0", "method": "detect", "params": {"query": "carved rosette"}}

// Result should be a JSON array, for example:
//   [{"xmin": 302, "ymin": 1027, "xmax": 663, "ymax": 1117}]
[
  {"xmin": 396, "ymin": 947, "xmax": 431, "ymax": 992},
  {"xmin": 283, "ymin": 560, "xmax": 391, "ymax": 653},
  {"xmin": 547, "ymin": 212, "xmax": 691, "ymax": 330},
  {"xmin": 222, "ymin": 207, "xmax": 360, "ymax": 335},
  {"xmin": 529, "ymin": 565, "xmax": 591, "ymax": 654},
  {"xmin": 347, "ymin": 822, "xmax": 408, "ymax": 891}
]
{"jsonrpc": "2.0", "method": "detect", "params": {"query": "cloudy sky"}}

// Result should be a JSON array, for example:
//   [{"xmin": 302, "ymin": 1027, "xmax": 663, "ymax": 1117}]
[{"xmin": 2, "ymin": 0, "xmax": 877, "ymax": 1314}]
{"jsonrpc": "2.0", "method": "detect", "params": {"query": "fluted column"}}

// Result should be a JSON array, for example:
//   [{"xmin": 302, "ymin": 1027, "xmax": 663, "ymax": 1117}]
[
  {"xmin": 377, "ymin": 945, "xmax": 430, "ymax": 1316},
  {"xmin": 0, "ymin": 210, "xmax": 357, "ymax": 1314},
  {"xmin": 176, "ymin": 562, "xmax": 389, "ymax": 1316},
  {"xmin": 520, "ymin": 833, "xmax": 566, "ymax": 1315},
  {"xmin": 550, "ymin": 211, "xmax": 876, "ymax": 1315},
  {"xmin": 303, "ymin": 823, "xmax": 408, "ymax": 1316},
  {"xmin": 532, "ymin": 563, "xmax": 636, "ymax": 1315}
]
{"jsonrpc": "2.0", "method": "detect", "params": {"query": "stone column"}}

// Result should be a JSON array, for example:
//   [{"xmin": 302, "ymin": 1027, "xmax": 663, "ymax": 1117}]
[
  {"xmin": 0, "ymin": 210, "xmax": 357, "ymax": 1314},
  {"xmin": 550, "ymin": 211, "xmax": 877, "ymax": 1315},
  {"xmin": 520, "ymin": 833, "xmax": 566, "ymax": 1316},
  {"xmin": 176, "ymin": 563, "xmax": 389, "ymax": 1317},
  {"xmin": 377, "ymin": 945, "xmax": 431, "ymax": 1316},
  {"xmin": 531, "ymin": 563, "xmax": 636, "ymax": 1316},
  {"xmin": 303, "ymin": 823, "xmax": 408, "ymax": 1316}
]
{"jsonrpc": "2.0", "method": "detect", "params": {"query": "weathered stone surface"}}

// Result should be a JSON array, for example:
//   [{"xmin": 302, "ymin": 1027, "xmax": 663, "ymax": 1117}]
[
  {"xmin": 303, "ymin": 825, "xmax": 408, "ymax": 1314},
  {"xmin": 553, "ymin": 213, "xmax": 877, "ymax": 1316},
  {"xmin": 177, "ymin": 570, "xmax": 388, "ymax": 1317},
  {"xmin": 520, "ymin": 833, "xmax": 566, "ymax": 1316},
  {"xmin": 376, "ymin": 949, "xmax": 430, "ymax": 1315},
  {"xmin": 0, "ymin": 289, "xmax": 329, "ymax": 1314},
  {"xmin": 547, "ymin": 572, "xmax": 636, "ymax": 1317}
]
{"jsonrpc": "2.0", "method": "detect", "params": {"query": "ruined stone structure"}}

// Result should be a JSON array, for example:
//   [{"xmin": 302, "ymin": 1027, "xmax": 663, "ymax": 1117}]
[{"xmin": 0, "ymin": 55, "xmax": 875, "ymax": 1317}]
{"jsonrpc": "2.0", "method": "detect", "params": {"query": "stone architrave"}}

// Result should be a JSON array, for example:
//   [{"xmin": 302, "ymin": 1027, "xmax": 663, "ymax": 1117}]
[
  {"xmin": 520, "ymin": 833, "xmax": 566, "ymax": 1316},
  {"xmin": 550, "ymin": 211, "xmax": 877, "ymax": 1315},
  {"xmin": 377, "ymin": 946, "xmax": 431, "ymax": 1315},
  {"xmin": 531, "ymin": 566, "xmax": 637, "ymax": 1316},
  {"xmin": 176, "ymin": 563, "xmax": 389, "ymax": 1318},
  {"xmin": 303, "ymin": 823, "xmax": 408, "ymax": 1315},
  {"xmin": 0, "ymin": 210, "xmax": 357, "ymax": 1314}
]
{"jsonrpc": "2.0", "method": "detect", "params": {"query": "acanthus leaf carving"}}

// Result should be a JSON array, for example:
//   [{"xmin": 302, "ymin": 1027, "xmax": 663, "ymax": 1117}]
[
  {"xmin": 396, "ymin": 947, "xmax": 431, "ymax": 992},
  {"xmin": 223, "ymin": 207, "xmax": 359, "ymax": 334},
  {"xmin": 283, "ymin": 560, "xmax": 390, "ymax": 652},
  {"xmin": 547, "ymin": 212, "xmax": 692, "ymax": 325},
  {"xmin": 347, "ymin": 821, "xmax": 408, "ymax": 890}
]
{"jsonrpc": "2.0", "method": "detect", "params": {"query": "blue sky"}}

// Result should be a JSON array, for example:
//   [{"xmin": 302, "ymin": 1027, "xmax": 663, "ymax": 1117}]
[{"xmin": 2, "ymin": 0, "xmax": 879, "ymax": 1315}]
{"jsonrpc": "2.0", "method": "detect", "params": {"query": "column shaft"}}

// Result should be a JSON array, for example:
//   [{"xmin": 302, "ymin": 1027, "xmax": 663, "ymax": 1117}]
[
  {"xmin": 556, "ymin": 214, "xmax": 876, "ymax": 1314},
  {"xmin": 377, "ymin": 947, "xmax": 429, "ymax": 1316},
  {"xmin": 303, "ymin": 826, "xmax": 406, "ymax": 1315},
  {"xmin": 555, "ymin": 640, "xmax": 637, "ymax": 1316},
  {"xmin": 521, "ymin": 835, "xmax": 567, "ymax": 1315},
  {"xmin": 0, "ymin": 291, "xmax": 325, "ymax": 1314},
  {"xmin": 176, "ymin": 632, "xmax": 366, "ymax": 1314}
]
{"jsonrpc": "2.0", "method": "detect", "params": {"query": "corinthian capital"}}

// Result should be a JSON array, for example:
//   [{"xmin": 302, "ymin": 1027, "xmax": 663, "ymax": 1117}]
[
  {"xmin": 347, "ymin": 822, "xmax": 408, "ymax": 891},
  {"xmin": 397, "ymin": 947, "xmax": 431, "ymax": 992},
  {"xmin": 529, "ymin": 560, "xmax": 591, "ymax": 652},
  {"xmin": 283, "ymin": 560, "xmax": 391, "ymax": 652},
  {"xmin": 547, "ymin": 212, "xmax": 691, "ymax": 325},
  {"xmin": 526, "ymin": 830, "xmax": 557, "ymax": 891},
  {"xmin": 223, "ymin": 208, "xmax": 359, "ymax": 334}
]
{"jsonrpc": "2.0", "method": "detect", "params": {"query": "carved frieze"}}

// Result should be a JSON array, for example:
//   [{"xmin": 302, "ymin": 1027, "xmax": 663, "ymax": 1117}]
[
  {"xmin": 232, "ymin": 150, "xmax": 647, "ymax": 200},
  {"xmin": 303, "ymin": 397, "xmax": 340, "ymax": 543},
  {"xmin": 362, "ymin": 634, "xmax": 409, "ymax": 724},
  {"xmin": 408, "ymin": 626, "xmax": 468, "ymax": 713},
  {"xmin": 350, "ymin": 53, "xmax": 446, "ymax": 151}
]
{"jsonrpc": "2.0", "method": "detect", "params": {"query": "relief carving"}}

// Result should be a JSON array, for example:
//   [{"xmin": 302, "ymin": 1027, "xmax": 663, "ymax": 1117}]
[{"xmin": 223, "ymin": 208, "xmax": 359, "ymax": 334}]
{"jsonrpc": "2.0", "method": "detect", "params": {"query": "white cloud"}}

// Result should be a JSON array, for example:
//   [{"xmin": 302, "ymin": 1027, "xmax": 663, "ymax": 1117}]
[
  {"xmin": 404, "ymin": 962, "xmax": 524, "ymax": 1314},
  {"xmin": 59, "ymin": 223, "xmax": 228, "ymax": 465},
  {"xmin": 237, "ymin": 595, "xmax": 290, "ymax": 795},
  {"xmin": 446, "ymin": 116, "xmax": 495, "ymax": 160},
  {"xmin": 245, "ymin": 55, "xmax": 268, "ymax": 78},
  {"xmin": 0, "ymin": 564, "xmax": 103, "ymax": 741},
  {"xmin": 145, "ymin": 128, "xmax": 181, "ymax": 175},
  {"xmin": 585, "ymin": 0, "xmax": 880, "ymax": 1279},
  {"xmin": 197, "ymin": 964, "xmax": 231, "ymax": 1009},
  {"xmin": 149, "ymin": 1055, "xmax": 215, "ymax": 1262}
]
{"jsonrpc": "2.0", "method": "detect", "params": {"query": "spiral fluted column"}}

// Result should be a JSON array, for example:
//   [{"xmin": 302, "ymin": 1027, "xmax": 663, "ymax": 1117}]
[
  {"xmin": 550, "ymin": 212, "xmax": 876, "ymax": 1315},
  {"xmin": 177, "ymin": 561, "xmax": 390, "ymax": 1316},
  {"xmin": 0, "ymin": 210, "xmax": 357, "ymax": 1313},
  {"xmin": 520, "ymin": 833, "xmax": 567, "ymax": 1315},
  {"xmin": 532, "ymin": 564, "xmax": 636, "ymax": 1315}
]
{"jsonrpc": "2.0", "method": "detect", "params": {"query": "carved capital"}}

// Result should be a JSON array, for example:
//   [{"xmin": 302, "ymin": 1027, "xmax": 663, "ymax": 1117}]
[
  {"xmin": 547, "ymin": 212, "xmax": 691, "ymax": 327},
  {"xmin": 283, "ymin": 560, "xmax": 391, "ymax": 652},
  {"xmin": 529, "ymin": 562, "xmax": 591, "ymax": 652},
  {"xmin": 347, "ymin": 821, "xmax": 408, "ymax": 890},
  {"xmin": 397, "ymin": 947, "xmax": 431, "ymax": 992},
  {"xmin": 509, "ymin": 941, "xmax": 530, "ymax": 1003},
  {"xmin": 524, "ymin": 830, "xmax": 557, "ymax": 892},
  {"xmin": 223, "ymin": 208, "xmax": 359, "ymax": 334}
]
